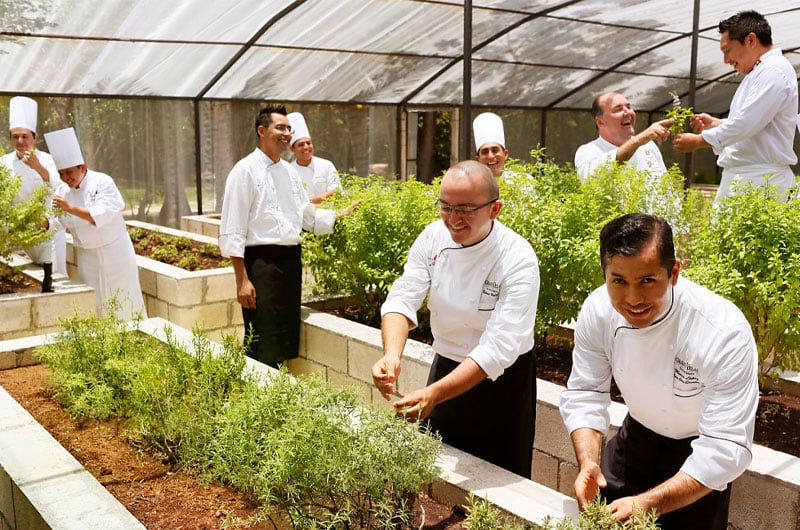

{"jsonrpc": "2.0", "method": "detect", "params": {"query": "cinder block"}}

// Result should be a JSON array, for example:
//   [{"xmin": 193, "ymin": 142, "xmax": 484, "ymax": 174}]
[
  {"xmin": 168, "ymin": 302, "xmax": 230, "ymax": 332},
  {"xmin": 156, "ymin": 275, "xmax": 203, "ymax": 307},
  {"xmin": 327, "ymin": 370, "xmax": 372, "ymax": 403},
  {"xmin": 229, "ymin": 302, "xmax": 243, "ymax": 326},
  {"xmin": 729, "ymin": 470, "xmax": 800, "ymax": 530},
  {"xmin": 138, "ymin": 267, "xmax": 158, "ymax": 296},
  {"xmin": 31, "ymin": 291, "xmax": 93, "ymax": 328},
  {"xmin": 145, "ymin": 297, "xmax": 169, "ymax": 321},
  {"xmin": 396, "ymin": 356, "xmax": 431, "ymax": 397},
  {"xmin": 558, "ymin": 461, "xmax": 579, "ymax": 498},
  {"xmin": 532, "ymin": 451, "xmax": 559, "ymax": 490},
  {"xmin": 0, "ymin": 298, "xmax": 31, "ymax": 337},
  {"xmin": 285, "ymin": 357, "xmax": 326, "ymax": 378},
  {"xmin": 347, "ymin": 340, "xmax": 382, "ymax": 385},
  {"xmin": 0, "ymin": 469, "xmax": 12, "ymax": 527},
  {"xmin": 203, "ymin": 272, "xmax": 235, "ymax": 303},
  {"xmin": 534, "ymin": 403, "xmax": 575, "ymax": 463},
  {"xmin": 305, "ymin": 326, "xmax": 348, "ymax": 373}
]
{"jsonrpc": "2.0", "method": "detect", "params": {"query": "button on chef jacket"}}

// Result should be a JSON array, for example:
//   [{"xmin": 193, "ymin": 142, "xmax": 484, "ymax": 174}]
[
  {"xmin": 381, "ymin": 219, "xmax": 539, "ymax": 381},
  {"xmin": 219, "ymin": 148, "xmax": 335, "ymax": 258},
  {"xmin": 560, "ymin": 278, "xmax": 759, "ymax": 491}
]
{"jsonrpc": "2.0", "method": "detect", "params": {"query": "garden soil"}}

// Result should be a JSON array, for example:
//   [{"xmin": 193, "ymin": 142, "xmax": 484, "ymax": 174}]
[{"xmin": 0, "ymin": 363, "xmax": 467, "ymax": 530}]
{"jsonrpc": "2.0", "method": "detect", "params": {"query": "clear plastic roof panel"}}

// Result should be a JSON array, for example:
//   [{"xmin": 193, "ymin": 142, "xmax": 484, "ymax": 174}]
[{"xmin": 1, "ymin": 0, "xmax": 799, "ymax": 112}]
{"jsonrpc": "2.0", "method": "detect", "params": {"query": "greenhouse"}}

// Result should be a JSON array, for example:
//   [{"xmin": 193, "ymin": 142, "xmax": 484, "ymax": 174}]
[{"xmin": 2, "ymin": 0, "xmax": 799, "ymax": 227}]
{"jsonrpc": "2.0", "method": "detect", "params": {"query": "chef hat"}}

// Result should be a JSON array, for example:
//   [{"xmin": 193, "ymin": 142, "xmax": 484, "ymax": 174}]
[
  {"xmin": 287, "ymin": 112, "xmax": 311, "ymax": 147},
  {"xmin": 9, "ymin": 96, "xmax": 38, "ymax": 133},
  {"xmin": 44, "ymin": 127, "xmax": 85, "ymax": 170},
  {"xmin": 473, "ymin": 112, "xmax": 505, "ymax": 152}
]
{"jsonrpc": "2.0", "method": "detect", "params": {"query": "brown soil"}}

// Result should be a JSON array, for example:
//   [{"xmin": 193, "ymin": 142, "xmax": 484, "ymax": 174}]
[
  {"xmin": 0, "ymin": 261, "xmax": 42, "ymax": 295},
  {"xmin": 128, "ymin": 227, "xmax": 229, "ymax": 271},
  {"xmin": 0, "ymin": 364, "xmax": 467, "ymax": 530}
]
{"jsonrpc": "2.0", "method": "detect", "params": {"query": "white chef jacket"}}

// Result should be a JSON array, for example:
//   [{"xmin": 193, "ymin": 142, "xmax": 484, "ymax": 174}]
[
  {"xmin": 219, "ymin": 148, "xmax": 335, "ymax": 258},
  {"xmin": 381, "ymin": 220, "xmax": 539, "ymax": 381},
  {"xmin": 702, "ymin": 49, "xmax": 798, "ymax": 204},
  {"xmin": 574, "ymin": 137, "xmax": 667, "ymax": 182},
  {"xmin": 560, "ymin": 277, "xmax": 759, "ymax": 491},
  {"xmin": 1, "ymin": 149, "xmax": 67, "ymax": 274},
  {"xmin": 51, "ymin": 170, "xmax": 145, "ymax": 320},
  {"xmin": 290, "ymin": 155, "xmax": 340, "ymax": 200}
]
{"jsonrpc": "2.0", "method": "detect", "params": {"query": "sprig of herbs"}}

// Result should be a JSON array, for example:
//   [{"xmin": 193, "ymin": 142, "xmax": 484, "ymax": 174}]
[{"xmin": 665, "ymin": 91, "xmax": 694, "ymax": 135}]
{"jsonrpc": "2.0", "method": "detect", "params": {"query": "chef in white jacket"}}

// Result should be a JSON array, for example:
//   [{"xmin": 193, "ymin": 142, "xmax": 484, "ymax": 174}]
[
  {"xmin": 674, "ymin": 11, "xmax": 797, "ymax": 205},
  {"xmin": 372, "ymin": 160, "xmax": 540, "ymax": 478},
  {"xmin": 287, "ymin": 112, "xmax": 340, "ymax": 204},
  {"xmin": 45, "ymin": 127, "xmax": 145, "ymax": 321},
  {"xmin": 219, "ymin": 105, "xmax": 357, "ymax": 368},
  {"xmin": 1, "ymin": 96, "xmax": 67, "ymax": 280},
  {"xmin": 559, "ymin": 213, "xmax": 758, "ymax": 529}
]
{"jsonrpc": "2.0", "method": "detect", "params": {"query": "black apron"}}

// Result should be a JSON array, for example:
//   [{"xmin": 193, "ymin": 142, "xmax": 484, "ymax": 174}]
[
  {"xmin": 242, "ymin": 244, "xmax": 302, "ymax": 367},
  {"xmin": 601, "ymin": 414, "xmax": 731, "ymax": 530},
  {"xmin": 423, "ymin": 349, "xmax": 536, "ymax": 478}
]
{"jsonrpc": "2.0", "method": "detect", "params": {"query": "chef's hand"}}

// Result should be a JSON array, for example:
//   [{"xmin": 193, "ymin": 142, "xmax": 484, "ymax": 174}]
[
  {"xmin": 336, "ymin": 199, "xmax": 362, "ymax": 220},
  {"xmin": 672, "ymin": 133, "xmax": 709, "ymax": 153},
  {"xmin": 637, "ymin": 118, "xmax": 673, "ymax": 145},
  {"xmin": 690, "ymin": 113, "xmax": 722, "ymax": 132},
  {"xmin": 20, "ymin": 149, "xmax": 43, "ymax": 171},
  {"xmin": 393, "ymin": 386, "xmax": 436, "ymax": 422},
  {"xmin": 574, "ymin": 462, "xmax": 607, "ymax": 510},
  {"xmin": 608, "ymin": 495, "xmax": 651, "ymax": 523},
  {"xmin": 52, "ymin": 195, "xmax": 71, "ymax": 213},
  {"xmin": 372, "ymin": 353, "xmax": 401, "ymax": 400},
  {"xmin": 237, "ymin": 278, "xmax": 257, "ymax": 309}
]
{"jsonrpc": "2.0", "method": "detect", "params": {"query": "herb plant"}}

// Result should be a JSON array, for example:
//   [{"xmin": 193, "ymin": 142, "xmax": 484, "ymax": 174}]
[
  {"xmin": 0, "ymin": 164, "xmax": 57, "ymax": 281},
  {"xmin": 665, "ymin": 91, "xmax": 695, "ymax": 135}
]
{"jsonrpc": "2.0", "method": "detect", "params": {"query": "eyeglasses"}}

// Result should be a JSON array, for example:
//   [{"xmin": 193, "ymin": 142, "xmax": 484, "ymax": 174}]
[
  {"xmin": 435, "ymin": 198, "xmax": 497, "ymax": 217},
  {"xmin": 273, "ymin": 124, "xmax": 294, "ymax": 133}
]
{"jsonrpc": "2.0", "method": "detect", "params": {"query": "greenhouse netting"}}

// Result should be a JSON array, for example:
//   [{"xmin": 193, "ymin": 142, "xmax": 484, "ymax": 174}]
[{"xmin": 1, "ymin": 0, "xmax": 799, "ymax": 226}]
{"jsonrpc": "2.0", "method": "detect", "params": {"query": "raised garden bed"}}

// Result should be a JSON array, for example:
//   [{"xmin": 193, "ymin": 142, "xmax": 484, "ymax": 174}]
[{"xmin": 66, "ymin": 221, "xmax": 240, "ymax": 342}]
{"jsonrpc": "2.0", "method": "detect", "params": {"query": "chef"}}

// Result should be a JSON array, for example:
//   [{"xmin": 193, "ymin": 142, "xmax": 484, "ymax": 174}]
[
  {"xmin": 219, "ymin": 105, "xmax": 357, "ymax": 368},
  {"xmin": 674, "ymin": 11, "xmax": 797, "ymax": 206},
  {"xmin": 574, "ymin": 92, "xmax": 672, "ymax": 182},
  {"xmin": 473, "ymin": 112, "xmax": 514, "ymax": 180},
  {"xmin": 559, "ymin": 213, "xmax": 759, "ymax": 529},
  {"xmin": 287, "ymin": 112, "xmax": 340, "ymax": 204},
  {"xmin": 45, "ymin": 127, "xmax": 145, "ymax": 321},
  {"xmin": 371, "ymin": 160, "xmax": 540, "ymax": 478},
  {"xmin": 1, "ymin": 96, "xmax": 66, "ymax": 285}
]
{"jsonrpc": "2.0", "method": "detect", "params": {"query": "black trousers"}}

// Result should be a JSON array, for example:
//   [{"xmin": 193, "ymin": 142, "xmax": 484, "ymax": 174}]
[
  {"xmin": 242, "ymin": 244, "xmax": 302, "ymax": 366},
  {"xmin": 422, "ymin": 350, "xmax": 536, "ymax": 478},
  {"xmin": 601, "ymin": 414, "xmax": 731, "ymax": 530}
]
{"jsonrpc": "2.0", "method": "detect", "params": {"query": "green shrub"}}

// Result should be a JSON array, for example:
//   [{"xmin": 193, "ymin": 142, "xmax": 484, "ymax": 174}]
[
  {"xmin": 150, "ymin": 243, "xmax": 179, "ymax": 263},
  {"xmin": 303, "ymin": 173, "xmax": 438, "ymax": 323},
  {"xmin": 0, "ymin": 164, "xmax": 56, "ymax": 279},
  {"xmin": 176, "ymin": 254, "xmax": 200, "ymax": 270},
  {"xmin": 682, "ymin": 180, "xmax": 800, "ymax": 378}
]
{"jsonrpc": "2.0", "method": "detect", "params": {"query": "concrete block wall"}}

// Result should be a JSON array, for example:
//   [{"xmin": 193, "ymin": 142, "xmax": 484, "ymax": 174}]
[
  {"xmin": 66, "ymin": 221, "xmax": 243, "ymax": 342},
  {"xmin": 293, "ymin": 306, "xmax": 800, "ymax": 530},
  {"xmin": 0, "ymin": 257, "xmax": 95, "ymax": 342},
  {"xmin": 180, "ymin": 214, "xmax": 220, "ymax": 238}
]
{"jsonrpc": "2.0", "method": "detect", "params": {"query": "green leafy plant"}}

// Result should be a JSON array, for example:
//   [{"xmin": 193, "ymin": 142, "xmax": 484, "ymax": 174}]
[
  {"xmin": 150, "ymin": 243, "xmax": 179, "ymax": 263},
  {"xmin": 36, "ymin": 309, "xmax": 441, "ymax": 528},
  {"xmin": 665, "ymin": 91, "xmax": 695, "ymax": 135},
  {"xmin": 463, "ymin": 492, "xmax": 659, "ymax": 530},
  {"xmin": 303, "ymin": 173, "xmax": 439, "ymax": 324},
  {"xmin": 0, "ymin": 164, "xmax": 57, "ymax": 281},
  {"xmin": 682, "ymin": 180, "xmax": 800, "ymax": 379}
]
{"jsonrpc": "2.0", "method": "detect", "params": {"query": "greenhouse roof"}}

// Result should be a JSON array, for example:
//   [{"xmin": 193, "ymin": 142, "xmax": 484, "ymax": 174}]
[{"xmin": 2, "ymin": 0, "xmax": 799, "ymax": 114}]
